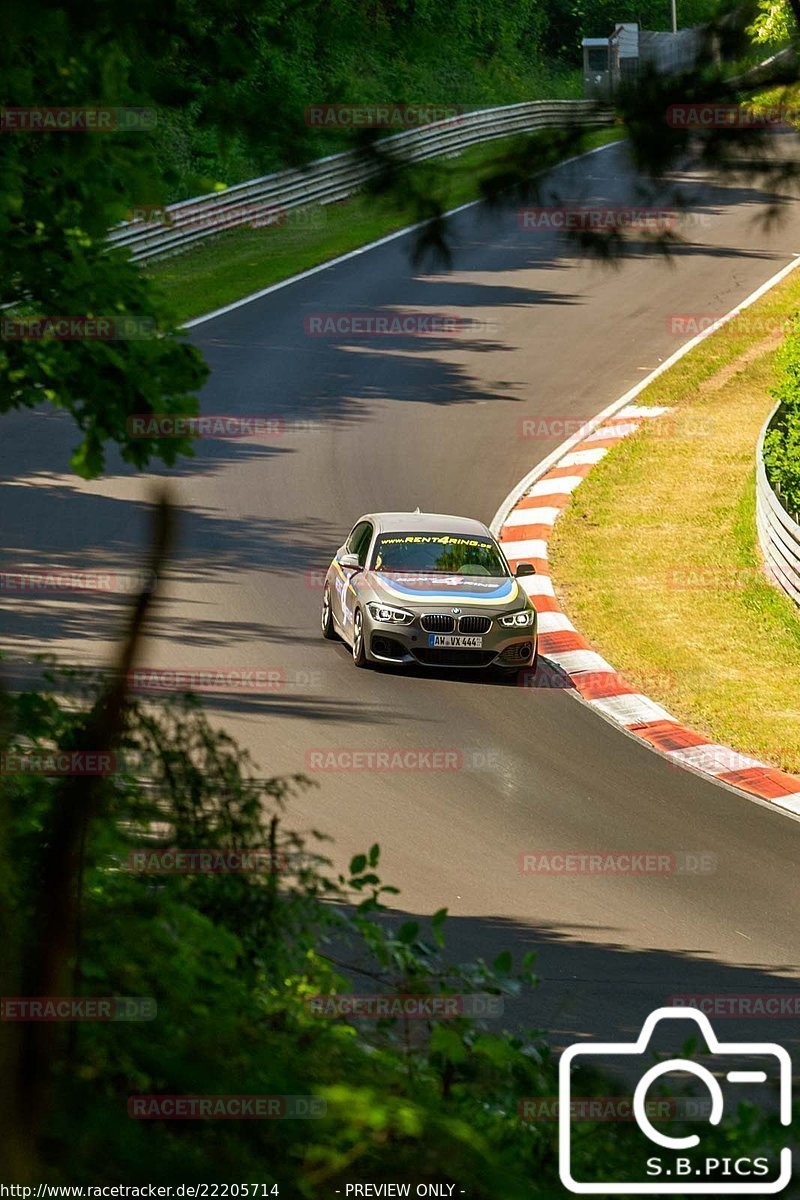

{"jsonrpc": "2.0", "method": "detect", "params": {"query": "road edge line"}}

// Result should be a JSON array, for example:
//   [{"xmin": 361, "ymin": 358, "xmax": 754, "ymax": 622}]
[{"xmin": 184, "ymin": 141, "xmax": 623, "ymax": 329}]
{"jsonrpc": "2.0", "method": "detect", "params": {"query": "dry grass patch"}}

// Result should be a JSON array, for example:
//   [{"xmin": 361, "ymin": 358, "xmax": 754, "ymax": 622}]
[{"xmin": 550, "ymin": 274, "xmax": 800, "ymax": 774}]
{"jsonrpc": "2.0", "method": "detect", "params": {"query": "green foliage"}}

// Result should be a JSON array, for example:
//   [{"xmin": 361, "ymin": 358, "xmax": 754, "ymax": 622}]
[
  {"xmin": 0, "ymin": 665, "xmax": 792, "ymax": 1189},
  {"xmin": 765, "ymin": 319, "xmax": 800, "ymax": 515},
  {"xmin": 0, "ymin": 0, "xmax": 222, "ymax": 475},
  {"xmin": 0, "ymin": 0, "xmax": 582, "ymax": 476},
  {"xmin": 748, "ymin": 0, "xmax": 794, "ymax": 44},
  {"xmin": 158, "ymin": 0, "xmax": 585, "ymax": 192},
  {"xmin": 0, "ymin": 672, "xmax": 549, "ymax": 1187}
]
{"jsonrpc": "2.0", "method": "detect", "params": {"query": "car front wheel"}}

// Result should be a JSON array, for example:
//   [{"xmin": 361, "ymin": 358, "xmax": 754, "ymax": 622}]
[
  {"xmin": 352, "ymin": 607, "xmax": 369, "ymax": 668},
  {"xmin": 321, "ymin": 586, "xmax": 336, "ymax": 640}
]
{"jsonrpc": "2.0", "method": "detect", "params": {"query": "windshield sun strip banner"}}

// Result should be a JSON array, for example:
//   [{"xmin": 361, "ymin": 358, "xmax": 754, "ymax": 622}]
[
  {"xmin": 371, "ymin": 534, "xmax": 513, "ymax": 600},
  {"xmin": 376, "ymin": 574, "xmax": 518, "ymax": 605}
]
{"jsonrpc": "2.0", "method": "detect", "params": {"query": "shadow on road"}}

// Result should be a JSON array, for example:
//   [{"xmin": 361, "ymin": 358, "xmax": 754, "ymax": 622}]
[{"xmin": 350, "ymin": 906, "xmax": 800, "ymax": 1059}]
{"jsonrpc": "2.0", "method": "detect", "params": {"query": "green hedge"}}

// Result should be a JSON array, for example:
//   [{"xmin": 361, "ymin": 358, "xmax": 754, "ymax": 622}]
[
  {"xmin": 764, "ymin": 320, "xmax": 800, "ymax": 517},
  {"xmin": 153, "ymin": 0, "xmax": 727, "ymax": 200}
]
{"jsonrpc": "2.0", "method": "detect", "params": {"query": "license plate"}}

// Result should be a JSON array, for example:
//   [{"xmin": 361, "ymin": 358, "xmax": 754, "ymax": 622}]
[{"xmin": 427, "ymin": 634, "xmax": 483, "ymax": 648}]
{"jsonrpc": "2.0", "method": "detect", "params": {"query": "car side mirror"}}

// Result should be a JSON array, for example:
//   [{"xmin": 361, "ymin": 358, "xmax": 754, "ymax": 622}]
[
  {"xmin": 515, "ymin": 562, "xmax": 536, "ymax": 577},
  {"xmin": 339, "ymin": 552, "xmax": 361, "ymax": 571}
]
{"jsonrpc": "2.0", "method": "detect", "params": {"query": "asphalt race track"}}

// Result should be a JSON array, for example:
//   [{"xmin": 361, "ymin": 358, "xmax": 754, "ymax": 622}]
[{"xmin": 3, "ymin": 138, "xmax": 800, "ymax": 1055}]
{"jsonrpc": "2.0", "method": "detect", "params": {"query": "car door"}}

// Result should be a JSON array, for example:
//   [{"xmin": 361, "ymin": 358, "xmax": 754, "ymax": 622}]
[
  {"xmin": 333, "ymin": 520, "xmax": 371, "ymax": 630},
  {"xmin": 344, "ymin": 521, "xmax": 374, "ymax": 636}
]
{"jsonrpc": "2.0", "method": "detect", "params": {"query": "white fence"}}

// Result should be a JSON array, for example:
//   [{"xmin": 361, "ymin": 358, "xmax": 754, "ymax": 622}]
[
  {"xmin": 108, "ymin": 99, "xmax": 613, "ymax": 262},
  {"xmin": 756, "ymin": 403, "xmax": 800, "ymax": 606}
]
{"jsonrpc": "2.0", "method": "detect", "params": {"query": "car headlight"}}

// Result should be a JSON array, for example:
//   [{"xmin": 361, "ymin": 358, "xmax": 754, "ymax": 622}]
[
  {"xmin": 499, "ymin": 608, "xmax": 536, "ymax": 628},
  {"xmin": 367, "ymin": 603, "xmax": 414, "ymax": 625}
]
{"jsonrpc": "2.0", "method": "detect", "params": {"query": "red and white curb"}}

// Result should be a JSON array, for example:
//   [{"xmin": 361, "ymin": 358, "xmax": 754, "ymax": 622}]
[{"xmin": 494, "ymin": 403, "xmax": 800, "ymax": 818}]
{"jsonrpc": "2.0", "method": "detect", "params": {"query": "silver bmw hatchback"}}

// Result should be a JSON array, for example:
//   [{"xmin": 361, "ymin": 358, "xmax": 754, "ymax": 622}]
[{"xmin": 321, "ymin": 511, "xmax": 538, "ymax": 672}]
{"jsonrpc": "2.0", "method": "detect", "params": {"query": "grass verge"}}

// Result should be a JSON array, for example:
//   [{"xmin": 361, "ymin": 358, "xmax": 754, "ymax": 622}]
[
  {"xmin": 549, "ymin": 269, "xmax": 800, "ymax": 776},
  {"xmin": 146, "ymin": 127, "xmax": 623, "ymax": 324}
]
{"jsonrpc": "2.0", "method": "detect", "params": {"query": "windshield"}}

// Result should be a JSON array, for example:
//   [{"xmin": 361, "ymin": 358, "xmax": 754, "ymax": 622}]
[{"xmin": 372, "ymin": 532, "xmax": 509, "ymax": 576}]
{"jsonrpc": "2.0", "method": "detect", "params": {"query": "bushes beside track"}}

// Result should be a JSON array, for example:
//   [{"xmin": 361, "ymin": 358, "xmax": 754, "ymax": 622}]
[{"xmin": 764, "ymin": 319, "xmax": 800, "ymax": 516}]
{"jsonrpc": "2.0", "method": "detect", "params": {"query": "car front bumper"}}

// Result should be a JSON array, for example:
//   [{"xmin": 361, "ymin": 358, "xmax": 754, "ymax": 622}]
[{"xmin": 363, "ymin": 611, "xmax": 538, "ymax": 670}]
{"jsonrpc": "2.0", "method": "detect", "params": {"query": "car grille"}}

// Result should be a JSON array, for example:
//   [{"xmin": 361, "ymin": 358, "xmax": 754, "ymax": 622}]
[
  {"xmin": 420, "ymin": 614, "xmax": 456, "ymax": 633},
  {"xmin": 458, "ymin": 615, "xmax": 492, "ymax": 635}
]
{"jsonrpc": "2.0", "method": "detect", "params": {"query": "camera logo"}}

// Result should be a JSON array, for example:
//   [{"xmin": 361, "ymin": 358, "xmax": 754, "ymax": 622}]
[{"xmin": 559, "ymin": 1007, "xmax": 792, "ymax": 1194}]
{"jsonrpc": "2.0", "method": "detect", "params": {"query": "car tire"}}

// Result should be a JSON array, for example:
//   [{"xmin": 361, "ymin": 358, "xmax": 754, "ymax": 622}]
[
  {"xmin": 352, "ymin": 607, "xmax": 369, "ymax": 668},
  {"xmin": 321, "ymin": 586, "xmax": 337, "ymax": 640}
]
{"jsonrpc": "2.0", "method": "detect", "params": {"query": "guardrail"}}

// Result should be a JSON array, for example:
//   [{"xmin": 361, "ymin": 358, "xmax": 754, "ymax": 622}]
[
  {"xmin": 108, "ymin": 99, "xmax": 614, "ymax": 262},
  {"xmin": 756, "ymin": 403, "xmax": 800, "ymax": 606},
  {"xmin": 728, "ymin": 45, "xmax": 797, "ymax": 89}
]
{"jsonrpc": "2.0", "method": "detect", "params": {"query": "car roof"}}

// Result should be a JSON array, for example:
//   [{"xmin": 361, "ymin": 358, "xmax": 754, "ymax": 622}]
[{"xmin": 362, "ymin": 512, "xmax": 494, "ymax": 537}]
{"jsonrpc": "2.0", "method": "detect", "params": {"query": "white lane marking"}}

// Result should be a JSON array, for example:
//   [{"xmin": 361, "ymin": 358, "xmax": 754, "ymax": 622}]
[
  {"xmin": 527, "ymin": 475, "xmax": 584, "ymax": 497},
  {"xmin": 773, "ymin": 793, "xmax": 800, "ymax": 815},
  {"xmin": 537, "ymin": 611, "xmax": 575, "ymax": 633},
  {"xmin": 559, "ymin": 447, "xmax": 608, "ymax": 467},
  {"xmin": 490, "ymin": 252, "xmax": 800, "ymax": 538},
  {"xmin": 588, "ymin": 692, "xmax": 675, "ymax": 726},
  {"xmin": 665, "ymin": 744, "xmax": 766, "ymax": 776},
  {"xmin": 502, "ymin": 506, "xmax": 560, "ymax": 527},
  {"xmin": 617, "ymin": 404, "xmax": 672, "ymax": 419},
  {"xmin": 546, "ymin": 649, "xmax": 615, "ymax": 674},
  {"xmin": 500, "ymin": 538, "xmax": 548, "ymax": 560},
  {"xmin": 186, "ymin": 141, "xmax": 624, "ymax": 329}
]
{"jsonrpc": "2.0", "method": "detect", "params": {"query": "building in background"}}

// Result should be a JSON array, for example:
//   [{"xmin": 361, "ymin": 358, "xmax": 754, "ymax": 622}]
[{"xmin": 582, "ymin": 22, "xmax": 702, "ymax": 97}]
